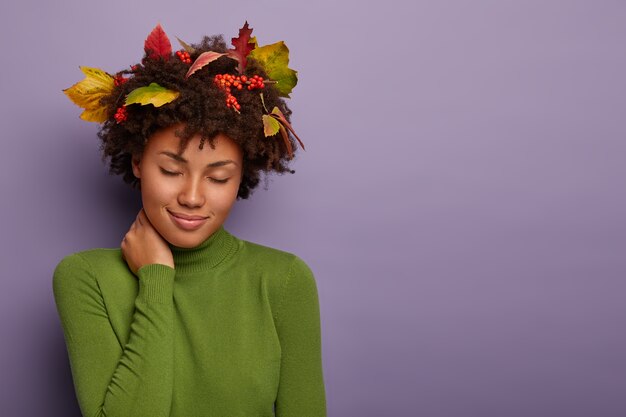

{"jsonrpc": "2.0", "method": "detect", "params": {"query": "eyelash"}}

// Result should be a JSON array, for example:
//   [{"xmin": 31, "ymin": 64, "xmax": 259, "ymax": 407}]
[
  {"xmin": 211, "ymin": 178, "xmax": 229, "ymax": 184},
  {"xmin": 160, "ymin": 168, "xmax": 229, "ymax": 184},
  {"xmin": 160, "ymin": 168, "xmax": 178, "ymax": 176}
]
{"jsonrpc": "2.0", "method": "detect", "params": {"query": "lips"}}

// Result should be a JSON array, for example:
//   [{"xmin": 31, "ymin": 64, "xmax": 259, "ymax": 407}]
[
  {"xmin": 168, "ymin": 210, "xmax": 208, "ymax": 220},
  {"xmin": 167, "ymin": 210, "xmax": 209, "ymax": 230}
]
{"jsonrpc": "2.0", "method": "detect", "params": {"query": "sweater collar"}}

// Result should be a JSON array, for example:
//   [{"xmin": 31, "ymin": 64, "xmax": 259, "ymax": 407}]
[{"xmin": 168, "ymin": 224, "xmax": 237, "ymax": 275}]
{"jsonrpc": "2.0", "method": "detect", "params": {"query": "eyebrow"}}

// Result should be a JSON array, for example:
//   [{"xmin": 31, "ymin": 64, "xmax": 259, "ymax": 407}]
[{"xmin": 158, "ymin": 151, "xmax": 238, "ymax": 168}]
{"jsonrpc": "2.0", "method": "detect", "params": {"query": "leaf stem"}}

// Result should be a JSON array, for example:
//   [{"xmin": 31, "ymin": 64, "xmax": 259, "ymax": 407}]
[{"xmin": 260, "ymin": 93, "xmax": 269, "ymax": 113}]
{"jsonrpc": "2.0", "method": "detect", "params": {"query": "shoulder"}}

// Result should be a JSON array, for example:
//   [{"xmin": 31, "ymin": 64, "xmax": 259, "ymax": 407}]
[
  {"xmin": 235, "ymin": 236, "xmax": 318, "ymax": 297},
  {"xmin": 53, "ymin": 247, "xmax": 122, "ymax": 275},
  {"xmin": 235, "ymin": 237, "xmax": 315, "ymax": 278},
  {"xmin": 233, "ymin": 234, "xmax": 317, "ymax": 292},
  {"xmin": 52, "ymin": 247, "xmax": 128, "ymax": 292}
]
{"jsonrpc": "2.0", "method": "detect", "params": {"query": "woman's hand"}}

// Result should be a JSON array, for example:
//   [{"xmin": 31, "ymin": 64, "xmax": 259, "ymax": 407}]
[{"xmin": 121, "ymin": 208, "xmax": 175, "ymax": 275}]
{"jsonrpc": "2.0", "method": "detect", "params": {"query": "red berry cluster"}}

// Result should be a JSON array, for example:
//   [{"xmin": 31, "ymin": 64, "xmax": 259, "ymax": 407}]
[
  {"xmin": 213, "ymin": 74, "xmax": 265, "ymax": 111},
  {"xmin": 176, "ymin": 50, "xmax": 192, "ymax": 64},
  {"xmin": 113, "ymin": 73, "xmax": 128, "ymax": 86},
  {"xmin": 246, "ymin": 75, "xmax": 265, "ymax": 90},
  {"xmin": 114, "ymin": 106, "xmax": 128, "ymax": 124}
]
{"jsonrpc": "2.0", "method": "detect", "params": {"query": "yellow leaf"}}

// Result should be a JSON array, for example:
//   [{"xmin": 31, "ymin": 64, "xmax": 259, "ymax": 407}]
[
  {"xmin": 248, "ymin": 41, "xmax": 298, "ymax": 97},
  {"xmin": 63, "ymin": 66, "xmax": 115, "ymax": 123},
  {"xmin": 262, "ymin": 114, "xmax": 281, "ymax": 136},
  {"xmin": 80, "ymin": 107, "xmax": 111, "ymax": 123},
  {"xmin": 125, "ymin": 83, "xmax": 180, "ymax": 107}
]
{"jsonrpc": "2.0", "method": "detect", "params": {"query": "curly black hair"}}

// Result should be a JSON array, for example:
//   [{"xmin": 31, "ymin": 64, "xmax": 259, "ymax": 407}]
[{"xmin": 97, "ymin": 34, "xmax": 298, "ymax": 200}]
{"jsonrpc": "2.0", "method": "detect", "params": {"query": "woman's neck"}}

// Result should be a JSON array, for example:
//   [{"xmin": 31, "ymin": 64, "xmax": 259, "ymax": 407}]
[{"xmin": 167, "ymin": 225, "xmax": 237, "ymax": 275}]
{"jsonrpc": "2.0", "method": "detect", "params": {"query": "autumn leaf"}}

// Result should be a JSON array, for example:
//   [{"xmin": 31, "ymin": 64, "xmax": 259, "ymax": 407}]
[
  {"xmin": 248, "ymin": 41, "xmax": 298, "ymax": 97},
  {"xmin": 63, "ymin": 66, "xmax": 115, "ymax": 123},
  {"xmin": 269, "ymin": 106, "xmax": 305, "ymax": 151},
  {"xmin": 277, "ymin": 124, "xmax": 294, "ymax": 159},
  {"xmin": 144, "ymin": 23, "xmax": 172, "ymax": 60},
  {"xmin": 125, "ymin": 83, "xmax": 180, "ymax": 107},
  {"xmin": 262, "ymin": 106, "xmax": 305, "ymax": 159},
  {"xmin": 227, "ymin": 21, "xmax": 255, "ymax": 73},
  {"xmin": 185, "ymin": 51, "xmax": 229, "ymax": 78},
  {"xmin": 262, "ymin": 114, "xmax": 281, "ymax": 136},
  {"xmin": 176, "ymin": 36, "xmax": 195, "ymax": 54}
]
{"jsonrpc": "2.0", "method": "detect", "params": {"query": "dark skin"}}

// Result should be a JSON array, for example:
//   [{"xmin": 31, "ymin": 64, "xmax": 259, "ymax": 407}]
[
  {"xmin": 120, "ymin": 124, "xmax": 244, "ymax": 275},
  {"xmin": 120, "ymin": 208, "xmax": 174, "ymax": 274}
]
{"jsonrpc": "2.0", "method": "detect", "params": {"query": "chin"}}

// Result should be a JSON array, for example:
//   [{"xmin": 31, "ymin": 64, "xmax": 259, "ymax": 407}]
[{"xmin": 164, "ymin": 232, "xmax": 207, "ymax": 248}]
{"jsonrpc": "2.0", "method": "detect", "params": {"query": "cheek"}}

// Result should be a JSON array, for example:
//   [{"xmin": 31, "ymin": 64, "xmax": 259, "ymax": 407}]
[
  {"xmin": 141, "ymin": 175, "xmax": 177, "ymax": 205},
  {"xmin": 206, "ymin": 184, "xmax": 239, "ymax": 212}
]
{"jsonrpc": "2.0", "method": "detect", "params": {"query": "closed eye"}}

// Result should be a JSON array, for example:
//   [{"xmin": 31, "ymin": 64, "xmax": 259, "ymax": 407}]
[
  {"xmin": 210, "ymin": 178, "xmax": 229, "ymax": 184},
  {"xmin": 161, "ymin": 168, "xmax": 229, "ymax": 184},
  {"xmin": 160, "ymin": 168, "xmax": 180, "ymax": 176}
]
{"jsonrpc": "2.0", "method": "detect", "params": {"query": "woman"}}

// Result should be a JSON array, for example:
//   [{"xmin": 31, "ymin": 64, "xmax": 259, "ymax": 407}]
[{"xmin": 53, "ymin": 23, "xmax": 327, "ymax": 417}]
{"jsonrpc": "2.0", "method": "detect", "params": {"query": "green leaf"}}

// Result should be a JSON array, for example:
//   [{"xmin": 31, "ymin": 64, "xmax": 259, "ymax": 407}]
[
  {"xmin": 248, "ymin": 41, "xmax": 298, "ymax": 97},
  {"xmin": 125, "ymin": 83, "xmax": 180, "ymax": 107},
  {"xmin": 262, "ymin": 114, "xmax": 281, "ymax": 136}
]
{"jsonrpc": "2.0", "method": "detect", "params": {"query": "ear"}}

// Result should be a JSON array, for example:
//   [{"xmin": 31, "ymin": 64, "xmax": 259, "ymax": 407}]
[{"xmin": 131, "ymin": 153, "xmax": 142, "ymax": 178}]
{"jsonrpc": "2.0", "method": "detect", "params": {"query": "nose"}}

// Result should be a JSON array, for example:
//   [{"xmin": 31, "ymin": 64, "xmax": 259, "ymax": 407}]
[{"xmin": 177, "ymin": 175, "xmax": 206, "ymax": 208}]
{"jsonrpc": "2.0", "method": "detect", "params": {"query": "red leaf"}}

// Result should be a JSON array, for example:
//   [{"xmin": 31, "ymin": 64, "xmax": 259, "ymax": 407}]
[
  {"xmin": 229, "ymin": 21, "xmax": 255, "ymax": 73},
  {"xmin": 270, "ymin": 107, "xmax": 305, "ymax": 151},
  {"xmin": 277, "ymin": 124, "xmax": 294, "ymax": 159},
  {"xmin": 144, "ymin": 23, "xmax": 172, "ymax": 60},
  {"xmin": 185, "ymin": 51, "xmax": 229, "ymax": 78}
]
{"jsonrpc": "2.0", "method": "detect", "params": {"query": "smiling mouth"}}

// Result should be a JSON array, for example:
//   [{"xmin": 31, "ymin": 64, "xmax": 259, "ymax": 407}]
[{"xmin": 167, "ymin": 210, "xmax": 209, "ymax": 230}]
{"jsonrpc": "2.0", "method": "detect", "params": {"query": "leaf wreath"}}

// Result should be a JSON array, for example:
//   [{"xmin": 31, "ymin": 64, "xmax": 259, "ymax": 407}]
[{"xmin": 64, "ymin": 21, "xmax": 304, "ymax": 160}]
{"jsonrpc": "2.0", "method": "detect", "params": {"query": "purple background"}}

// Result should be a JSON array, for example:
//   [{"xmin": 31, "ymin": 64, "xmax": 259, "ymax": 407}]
[{"xmin": 1, "ymin": 1, "xmax": 625, "ymax": 416}]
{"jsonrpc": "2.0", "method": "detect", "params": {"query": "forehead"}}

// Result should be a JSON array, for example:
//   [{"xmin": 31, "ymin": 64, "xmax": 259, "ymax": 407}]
[{"xmin": 145, "ymin": 125, "xmax": 242, "ymax": 163}]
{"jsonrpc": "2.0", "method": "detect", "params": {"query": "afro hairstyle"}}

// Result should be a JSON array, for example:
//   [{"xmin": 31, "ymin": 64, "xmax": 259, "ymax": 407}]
[{"xmin": 97, "ymin": 34, "xmax": 300, "ymax": 200}]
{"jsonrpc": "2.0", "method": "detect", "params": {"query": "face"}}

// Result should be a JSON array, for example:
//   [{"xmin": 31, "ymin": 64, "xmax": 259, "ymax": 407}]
[{"xmin": 131, "ymin": 124, "xmax": 243, "ymax": 248}]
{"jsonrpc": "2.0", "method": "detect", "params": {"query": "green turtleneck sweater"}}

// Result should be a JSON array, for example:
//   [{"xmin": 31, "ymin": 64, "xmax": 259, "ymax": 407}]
[{"xmin": 52, "ymin": 225, "xmax": 327, "ymax": 417}]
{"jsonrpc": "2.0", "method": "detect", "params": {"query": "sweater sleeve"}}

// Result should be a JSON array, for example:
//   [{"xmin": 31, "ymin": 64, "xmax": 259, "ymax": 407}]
[
  {"xmin": 274, "ymin": 256, "xmax": 328, "ymax": 417},
  {"xmin": 52, "ymin": 253, "xmax": 176, "ymax": 417}
]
